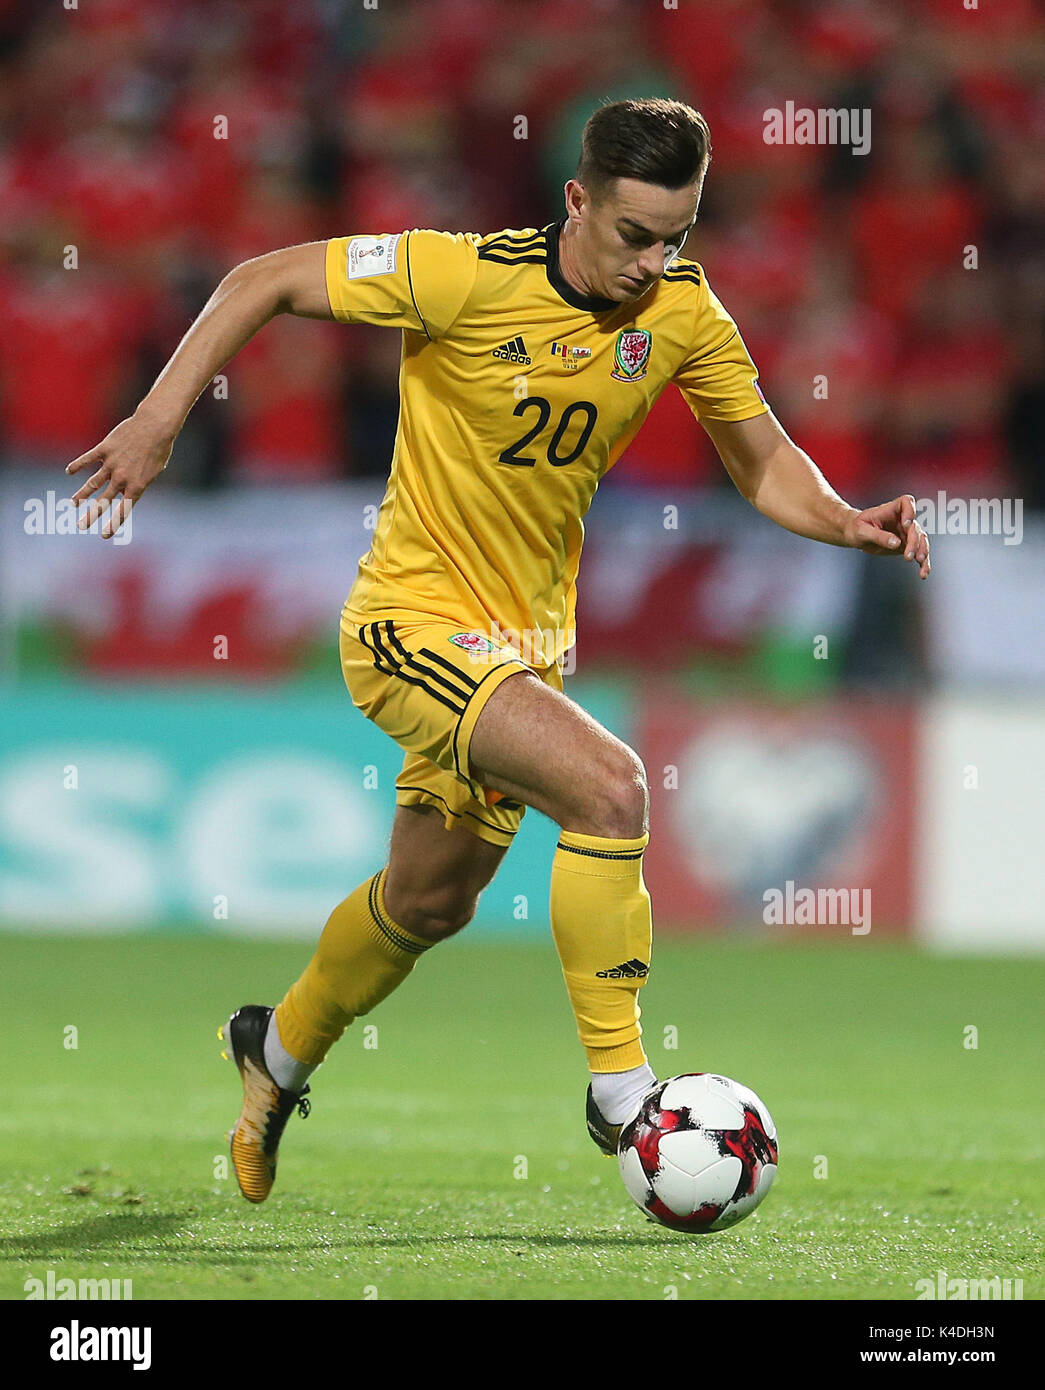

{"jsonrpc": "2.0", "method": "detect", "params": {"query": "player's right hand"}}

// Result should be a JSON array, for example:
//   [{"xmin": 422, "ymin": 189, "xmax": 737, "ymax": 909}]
[{"xmin": 65, "ymin": 413, "xmax": 175, "ymax": 540}]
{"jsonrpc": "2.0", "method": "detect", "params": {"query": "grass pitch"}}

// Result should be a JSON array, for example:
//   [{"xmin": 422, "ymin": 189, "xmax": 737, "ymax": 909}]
[{"xmin": 1, "ymin": 932, "xmax": 1042, "ymax": 1301}]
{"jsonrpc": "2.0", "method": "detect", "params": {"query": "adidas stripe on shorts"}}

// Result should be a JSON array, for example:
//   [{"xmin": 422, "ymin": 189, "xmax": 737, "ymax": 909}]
[{"xmin": 339, "ymin": 607, "xmax": 565, "ymax": 847}]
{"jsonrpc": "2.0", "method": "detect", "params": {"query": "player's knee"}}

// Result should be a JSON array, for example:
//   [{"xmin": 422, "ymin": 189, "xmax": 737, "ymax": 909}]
[
  {"xmin": 386, "ymin": 885, "xmax": 478, "ymax": 943},
  {"xmin": 591, "ymin": 749, "xmax": 649, "ymax": 839}
]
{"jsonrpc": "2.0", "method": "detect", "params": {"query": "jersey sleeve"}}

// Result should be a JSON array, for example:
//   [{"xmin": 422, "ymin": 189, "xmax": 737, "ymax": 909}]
[
  {"xmin": 324, "ymin": 229, "xmax": 479, "ymax": 339},
  {"xmin": 672, "ymin": 268, "xmax": 769, "ymax": 422}
]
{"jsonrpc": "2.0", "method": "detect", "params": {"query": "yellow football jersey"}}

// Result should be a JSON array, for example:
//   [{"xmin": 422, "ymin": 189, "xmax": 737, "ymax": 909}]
[{"xmin": 324, "ymin": 222, "xmax": 768, "ymax": 666}]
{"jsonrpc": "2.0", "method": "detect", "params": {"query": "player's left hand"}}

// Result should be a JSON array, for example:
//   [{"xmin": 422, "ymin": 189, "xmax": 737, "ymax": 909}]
[{"xmin": 843, "ymin": 494, "xmax": 931, "ymax": 579}]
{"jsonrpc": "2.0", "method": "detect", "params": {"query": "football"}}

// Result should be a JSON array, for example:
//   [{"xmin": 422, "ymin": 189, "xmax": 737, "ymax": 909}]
[{"xmin": 618, "ymin": 1073, "xmax": 778, "ymax": 1233}]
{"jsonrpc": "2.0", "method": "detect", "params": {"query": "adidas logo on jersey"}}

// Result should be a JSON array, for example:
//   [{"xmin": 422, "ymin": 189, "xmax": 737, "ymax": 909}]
[
  {"xmin": 595, "ymin": 958, "xmax": 649, "ymax": 979},
  {"xmin": 492, "ymin": 336, "xmax": 532, "ymax": 365}
]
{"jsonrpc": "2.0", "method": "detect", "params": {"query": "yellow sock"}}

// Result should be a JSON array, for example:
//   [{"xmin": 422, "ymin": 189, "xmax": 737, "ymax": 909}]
[
  {"xmin": 275, "ymin": 868, "xmax": 431, "ymax": 1065},
  {"xmin": 549, "ymin": 830, "xmax": 652, "ymax": 1073}
]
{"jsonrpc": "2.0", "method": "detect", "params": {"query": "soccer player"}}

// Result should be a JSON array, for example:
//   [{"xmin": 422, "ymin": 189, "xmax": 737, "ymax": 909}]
[{"xmin": 66, "ymin": 99, "xmax": 930, "ymax": 1203}]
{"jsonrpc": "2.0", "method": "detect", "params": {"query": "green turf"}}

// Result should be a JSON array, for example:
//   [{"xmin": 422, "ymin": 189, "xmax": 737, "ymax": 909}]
[{"xmin": 1, "ymin": 933, "xmax": 1042, "ymax": 1300}]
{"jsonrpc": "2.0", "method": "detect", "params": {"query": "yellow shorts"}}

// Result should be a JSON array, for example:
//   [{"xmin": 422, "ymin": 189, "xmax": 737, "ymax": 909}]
[{"xmin": 339, "ymin": 608, "xmax": 564, "ymax": 847}]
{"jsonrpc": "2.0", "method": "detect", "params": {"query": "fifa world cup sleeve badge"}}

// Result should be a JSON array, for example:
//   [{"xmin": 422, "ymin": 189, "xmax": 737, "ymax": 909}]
[{"xmin": 611, "ymin": 328, "xmax": 652, "ymax": 382}]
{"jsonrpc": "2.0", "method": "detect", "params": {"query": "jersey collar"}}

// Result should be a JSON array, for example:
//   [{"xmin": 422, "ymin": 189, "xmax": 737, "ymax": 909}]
[{"xmin": 544, "ymin": 220, "xmax": 618, "ymax": 314}]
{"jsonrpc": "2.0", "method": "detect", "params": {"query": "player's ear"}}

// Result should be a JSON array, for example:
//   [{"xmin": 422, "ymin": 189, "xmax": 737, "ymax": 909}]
[{"xmin": 564, "ymin": 179, "xmax": 585, "ymax": 223}]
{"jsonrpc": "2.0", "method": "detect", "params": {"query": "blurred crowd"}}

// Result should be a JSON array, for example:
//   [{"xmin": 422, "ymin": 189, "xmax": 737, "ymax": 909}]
[{"xmin": 0, "ymin": 0, "xmax": 1042, "ymax": 507}]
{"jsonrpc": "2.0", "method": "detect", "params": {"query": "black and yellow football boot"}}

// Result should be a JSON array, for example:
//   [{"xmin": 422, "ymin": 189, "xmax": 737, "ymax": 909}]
[
  {"xmin": 586, "ymin": 1085, "xmax": 624, "ymax": 1158},
  {"xmin": 219, "ymin": 1005, "xmax": 310, "ymax": 1204}
]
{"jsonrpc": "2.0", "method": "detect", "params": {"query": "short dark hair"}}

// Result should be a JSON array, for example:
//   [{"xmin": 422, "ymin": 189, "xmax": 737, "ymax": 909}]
[{"xmin": 577, "ymin": 99, "xmax": 711, "ymax": 201}]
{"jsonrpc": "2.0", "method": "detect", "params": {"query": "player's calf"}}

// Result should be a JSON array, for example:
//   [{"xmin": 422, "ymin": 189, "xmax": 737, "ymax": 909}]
[
  {"xmin": 381, "ymin": 802, "xmax": 509, "ymax": 943},
  {"xmin": 469, "ymin": 672, "xmax": 658, "ymax": 1147}
]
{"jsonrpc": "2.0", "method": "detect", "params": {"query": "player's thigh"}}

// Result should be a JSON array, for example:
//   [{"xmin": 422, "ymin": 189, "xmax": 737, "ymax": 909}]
[
  {"xmin": 468, "ymin": 670, "xmax": 648, "ymax": 838},
  {"xmin": 382, "ymin": 801, "xmax": 509, "ymax": 935}
]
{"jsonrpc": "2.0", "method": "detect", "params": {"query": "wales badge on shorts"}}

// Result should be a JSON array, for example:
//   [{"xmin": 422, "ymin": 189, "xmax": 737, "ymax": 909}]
[
  {"xmin": 448, "ymin": 632, "xmax": 495, "ymax": 653},
  {"xmin": 611, "ymin": 328, "xmax": 652, "ymax": 382}
]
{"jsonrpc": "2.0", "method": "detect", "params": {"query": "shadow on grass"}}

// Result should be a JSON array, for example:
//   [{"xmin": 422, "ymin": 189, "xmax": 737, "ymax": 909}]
[
  {"xmin": 195, "ymin": 1232, "xmax": 678, "ymax": 1257},
  {"xmin": 0, "ymin": 1213, "xmax": 188, "ymax": 1260},
  {"xmin": 0, "ymin": 1214, "xmax": 676, "ymax": 1262}
]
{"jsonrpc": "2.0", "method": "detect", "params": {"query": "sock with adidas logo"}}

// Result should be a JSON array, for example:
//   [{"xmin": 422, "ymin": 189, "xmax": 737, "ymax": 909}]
[{"xmin": 550, "ymin": 829, "xmax": 653, "ymax": 1077}]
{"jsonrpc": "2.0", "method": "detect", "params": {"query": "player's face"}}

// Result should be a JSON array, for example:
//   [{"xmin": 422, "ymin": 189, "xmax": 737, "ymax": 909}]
[{"xmin": 566, "ymin": 176, "xmax": 702, "ymax": 302}]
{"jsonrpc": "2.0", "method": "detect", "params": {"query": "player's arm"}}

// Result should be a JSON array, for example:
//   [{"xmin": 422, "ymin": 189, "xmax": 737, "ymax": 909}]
[
  {"xmin": 702, "ymin": 410, "xmax": 931, "ymax": 579},
  {"xmin": 66, "ymin": 241, "xmax": 332, "ymax": 537}
]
